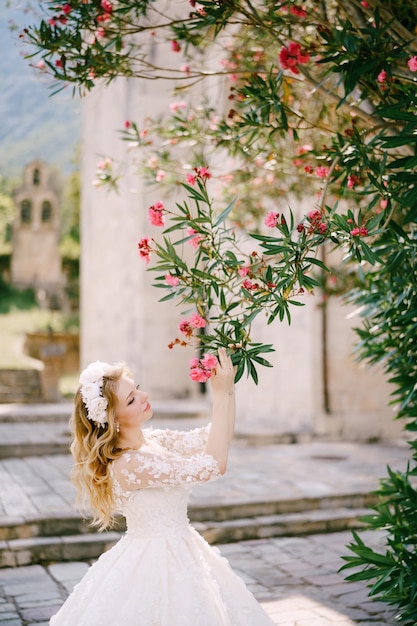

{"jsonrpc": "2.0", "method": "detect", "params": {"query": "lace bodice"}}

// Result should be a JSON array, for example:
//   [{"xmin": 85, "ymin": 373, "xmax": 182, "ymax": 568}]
[{"xmin": 110, "ymin": 425, "xmax": 220, "ymax": 537}]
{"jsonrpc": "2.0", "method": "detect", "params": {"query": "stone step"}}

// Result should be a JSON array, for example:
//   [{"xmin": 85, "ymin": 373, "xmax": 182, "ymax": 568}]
[
  {"xmin": 0, "ymin": 369, "xmax": 44, "ymax": 404},
  {"xmin": 0, "ymin": 402, "xmax": 214, "ymax": 459},
  {"xmin": 0, "ymin": 400, "xmax": 211, "ymax": 423},
  {"xmin": 0, "ymin": 507, "xmax": 370, "ymax": 568},
  {"xmin": 0, "ymin": 492, "xmax": 378, "ymax": 543}
]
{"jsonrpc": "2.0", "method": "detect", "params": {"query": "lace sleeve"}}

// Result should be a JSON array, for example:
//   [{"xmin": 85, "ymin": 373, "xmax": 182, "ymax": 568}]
[
  {"xmin": 112, "ymin": 447, "xmax": 221, "ymax": 491},
  {"xmin": 149, "ymin": 425, "xmax": 211, "ymax": 456}
]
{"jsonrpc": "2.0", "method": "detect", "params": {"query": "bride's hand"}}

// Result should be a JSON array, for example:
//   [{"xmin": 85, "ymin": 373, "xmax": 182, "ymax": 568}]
[{"xmin": 210, "ymin": 347, "xmax": 236, "ymax": 395}]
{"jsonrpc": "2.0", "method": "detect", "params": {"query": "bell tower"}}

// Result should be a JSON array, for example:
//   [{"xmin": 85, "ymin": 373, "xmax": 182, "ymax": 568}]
[{"xmin": 11, "ymin": 160, "xmax": 64, "ymax": 306}]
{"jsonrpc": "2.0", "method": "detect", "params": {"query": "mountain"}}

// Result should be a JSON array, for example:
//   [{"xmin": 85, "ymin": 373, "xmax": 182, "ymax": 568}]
[{"xmin": 0, "ymin": 2, "xmax": 81, "ymax": 179}]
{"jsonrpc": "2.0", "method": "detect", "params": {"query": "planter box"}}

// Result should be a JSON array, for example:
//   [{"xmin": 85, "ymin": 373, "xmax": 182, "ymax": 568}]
[{"xmin": 24, "ymin": 332, "xmax": 79, "ymax": 375}]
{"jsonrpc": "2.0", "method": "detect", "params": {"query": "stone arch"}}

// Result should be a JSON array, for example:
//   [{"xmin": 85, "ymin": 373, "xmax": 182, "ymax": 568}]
[
  {"xmin": 42, "ymin": 200, "xmax": 52, "ymax": 222},
  {"xmin": 33, "ymin": 168, "xmax": 41, "ymax": 186},
  {"xmin": 20, "ymin": 199, "xmax": 32, "ymax": 224}
]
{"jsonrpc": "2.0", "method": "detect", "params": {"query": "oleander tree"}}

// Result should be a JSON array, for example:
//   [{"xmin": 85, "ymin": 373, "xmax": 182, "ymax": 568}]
[{"xmin": 20, "ymin": 1, "xmax": 417, "ymax": 621}]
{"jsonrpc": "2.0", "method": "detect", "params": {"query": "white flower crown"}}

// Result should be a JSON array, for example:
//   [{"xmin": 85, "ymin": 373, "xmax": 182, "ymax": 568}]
[{"xmin": 79, "ymin": 361, "xmax": 113, "ymax": 427}]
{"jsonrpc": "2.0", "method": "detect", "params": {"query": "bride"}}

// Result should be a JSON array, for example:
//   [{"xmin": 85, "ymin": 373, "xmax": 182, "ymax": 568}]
[{"xmin": 50, "ymin": 347, "xmax": 274, "ymax": 625}]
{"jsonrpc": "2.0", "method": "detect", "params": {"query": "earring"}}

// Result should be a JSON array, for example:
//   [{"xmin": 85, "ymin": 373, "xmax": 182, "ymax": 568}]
[{"xmin": 115, "ymin": 422, "xmax": 120, "ymax": 433}]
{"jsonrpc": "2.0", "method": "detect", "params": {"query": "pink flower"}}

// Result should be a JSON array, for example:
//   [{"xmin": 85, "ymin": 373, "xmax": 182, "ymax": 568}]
[
  {"xmin": 148, "ymin": 202, "xmax": 165, "ymax": 227},
  {"xmin": 101, "ymin": 0, "xmax": 112, "ymax": 13},
  {"xmin": 296, "ymin": 144, "xmax": 313, "ymax": 155},
  {"xmin": 187, "ymin": 228, "xmax": 203, "ymax": 249},
  {"xmin": 290, "ymin": 6, "xmax": 307, "ymax": 17},
  {"xmin": 155, "ymin": 170, "xmax": 165, "ymax": 182},
  {"xmin": 297, "ymin": 223, "xmax": 305, "ymax": 233},
  {"xmin": 165, "ymin": 274, "xmax": 179, "ymax": 287},
  {"xmin": 360, "ymin": 1, "xmax": 370, "ymax": 7},
  {"xmin": 179, "ymin": 320, "xmax": 193, "ymax": 336},
  {"xmin": 171, "ymin": 40, "xmax": 181, "ymax": 52},
  {"xmin": 380, "ymin": 198, "xmax": 388, "ymax": 210},
  {"xmin": 197, "ymin": 166, "xmax": 211, "ymax": 180},
  {"xmin": 407, "ymin": 56, "xmax": 417, "ymax": 72},
  {"xmin": 169, "ymin": 100, "xmax": 187, "ymax": 112},
  {"xmin": 377, "ymin": 70, "xmax": 387, "ymax": 83},
  {"xmin": 242, "ymin": 279, "xmax": 258, "ymax": 291},
  {"xmin": 189, "ymin": 313, "xmax": 206, "ymax": 328},
  {"xmin": 304, "ymin": 165, "xmax": 313, "ymax": 174},
  {"xmin": 308, "ymin": 209, "xmax": 322, "ymax": 223},
  {"xmin": 238, "ymin": 266, "xmax": 250, "ymax": 277},
  {"xmin": 48, "ymin": 18, "xmax": 57, "ymax": 26},
  {"xmin": 350, "ymin": 227, "xmax": 368, "ymax": 237},
  {"xmin": 200, "ymin": 353, "xmax": 218, "ymax": 370},
  {"xmin": 55, "ymin": 59, "xmax": 63, "ymax": 68},
  {"xmin": 189, "ymin": 353, "xmax": 219, "ymax": 383},
  {"xmin": 124, "ymin": 120, "xmax": 131, "ymax": 129},
  {"xmin": 62, "ymin": 3, "xmax": 72, "ymax": 14},
  {"xmin": 318, "ymin": 222, "xmax": 327, "ymax": 234},
  {"xmin": 279, "ymin": 41, "xmax": 310, "ymax": 74},
  {"xmin": 189, "ymin": 367, "xmax": 211, "ymax": 383},
  {"xmin": 36, "ymin": 60, "xmax": 46, "ymax": 71},
  {"xmin": 138, "ymin": 237, "xmax": 152, "ymax": 263},
  {"xmin": 96, "ymin": 26, "xmax": 106, "ymax": 38},
  {"xmin": 181, "ymin": 64, "xmax": 191, "ymax": 74},
  {"xmin": 186, "ymin": 173, "xmax": 197, "ymax": 185},
  {"xmin": 347, "ymin": 174, "xmax": 360, "ymax": 188},
  {"xmin": 314, "ymin": 166, "xmax": 329, "ymax": 179},
  {"xmin": 264, "ymin": 211, "xmax": 279, "ymax": 228},
  {"xmin": 96, "ymin": 12, "xmax": 111, "ymax": 22}
]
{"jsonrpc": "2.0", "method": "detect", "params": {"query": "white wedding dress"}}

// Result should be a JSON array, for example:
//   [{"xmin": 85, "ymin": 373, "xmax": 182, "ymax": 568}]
[{"xmin": 50, "ymin": 426, "xmax": 274, "ymax": 625}]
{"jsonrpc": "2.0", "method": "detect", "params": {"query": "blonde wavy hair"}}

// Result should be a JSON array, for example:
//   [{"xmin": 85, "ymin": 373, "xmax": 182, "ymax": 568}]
[{"xmin": 70, "ymin": 363, "xmax": 130, "ymax": 530}]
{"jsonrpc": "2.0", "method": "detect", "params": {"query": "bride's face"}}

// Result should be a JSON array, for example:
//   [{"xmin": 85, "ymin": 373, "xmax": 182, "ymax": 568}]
[{"xmin": 115, "ymin": 375, "xmax": 153, "ymax": 428}]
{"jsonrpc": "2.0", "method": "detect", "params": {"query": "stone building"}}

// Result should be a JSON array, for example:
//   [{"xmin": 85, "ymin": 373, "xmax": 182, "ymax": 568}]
[
  {"xmin": 80, "ymin": 48, "xmax": 403, "ymax": 443},
  {"xmin": 12, "ymin": 160, "xmax": 64, "ymax": 307}
]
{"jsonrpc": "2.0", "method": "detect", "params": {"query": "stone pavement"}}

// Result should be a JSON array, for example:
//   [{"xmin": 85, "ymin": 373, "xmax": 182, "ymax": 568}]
[
  {"xmin": 0, "ymin": 402, "xmax": 410, "ymax": 624},
  {"xmin": 0, "ymin": 530, "xmax": 395, "ymax": 625}
]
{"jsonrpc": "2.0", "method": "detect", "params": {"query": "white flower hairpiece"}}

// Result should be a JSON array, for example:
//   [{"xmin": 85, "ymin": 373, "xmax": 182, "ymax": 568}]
[{"xmin": 79, "ymin": 361, "xmax": 113, "ymax": 427}]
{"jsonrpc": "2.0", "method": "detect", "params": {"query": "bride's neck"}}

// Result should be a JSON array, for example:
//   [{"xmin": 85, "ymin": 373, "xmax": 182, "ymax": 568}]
[{"xmin": 117, "ymin": 426, "xmax": 146, "ymax": 450}]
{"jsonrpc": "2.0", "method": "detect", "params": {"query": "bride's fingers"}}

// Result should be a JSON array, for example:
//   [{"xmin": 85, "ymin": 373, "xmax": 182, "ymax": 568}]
[
  {"xmin": 218, "ymin": 348, "xmax": 230, "ymax": 370},
  {"xmin": 217, "ymin": 348, "xmax": 233, "ymax": 374}
]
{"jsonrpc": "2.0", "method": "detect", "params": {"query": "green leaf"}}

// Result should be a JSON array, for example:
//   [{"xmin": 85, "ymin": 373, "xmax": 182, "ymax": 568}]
[{"xmin": 214, "ymin": 198, "xmax": 236, "ymax": 226}]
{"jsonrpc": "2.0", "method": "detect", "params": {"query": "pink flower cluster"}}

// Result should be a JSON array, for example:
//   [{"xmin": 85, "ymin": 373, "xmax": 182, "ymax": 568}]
[
  {"xmin": 178, "ymin": 313, "xmax": 207, "ymax": 337},
  {"xmin": 264, "ymin": 211, "xmax": 279, "ymax": 228},
  {"xmin": 350, "ymin": 226, "xmax": 368, "ymax": 237},
  {"xmin": 186, "ymin": 166, "xmax": 211, "ymax": 186},
  {"xmin": 280, "ymin": 5, "xmax": 307, "ymax": 18},
  {"xmin": 138, "ymin": 237, "xmax": 152, "ymax": 264},
  {"xmin": 347, "ymin": 174, "xmax": 361, "ymax": 189},
  {"xmin": 189, "ymin": 354, "xmax": 218, "ymax": 383},
  {"xmin": 279, "ymin": 42, "xmax": 310, "ymax": 74},
  {"xmin": 306, "ymin": 209, "xmax": 327, "ymax": 234},
  {"xmin": 165, "ymin": 274, "xmax": 180, "ymax": 287},
  {"xmin": 97, "ymin": 0, "xmax": 113, "ymax": 23},
  {"xmin": 187, "ymin": 228, "xmax": 203, "ymax": 249},
  {"xmin": 242, "ymin": 279, "xmax": 259, "ymax": 291},
  {"xmin": 314, "ymin": 166, "xmax": 329, "ymax": 179},
  {"xmin": 408, "ymin": 57, "xmax": 417, "ymax": 72},
  {"xmin": 377, "ymin": 69, "xmax": 387, "ymax": 84},
  {"xmin": 148, "ymin": 202, "xmax": 165, "ymax": 227}
]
